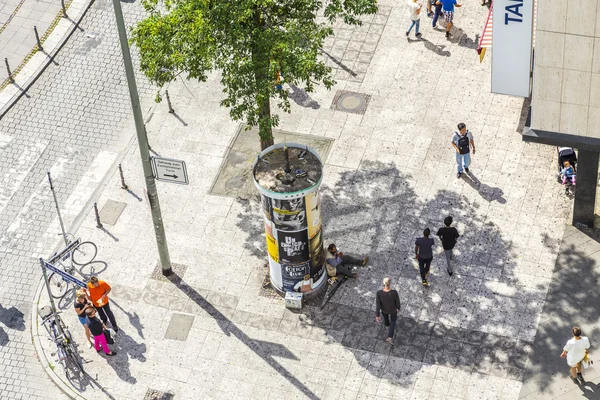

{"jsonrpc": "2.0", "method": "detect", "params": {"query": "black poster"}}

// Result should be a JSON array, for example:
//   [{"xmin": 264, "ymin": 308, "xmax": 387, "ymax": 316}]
[{"xmin": 277, "ymin": 229, "xmax": 309, "ymax": 263}]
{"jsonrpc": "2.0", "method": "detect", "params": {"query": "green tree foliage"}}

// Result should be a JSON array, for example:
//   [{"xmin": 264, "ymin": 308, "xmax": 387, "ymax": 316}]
[{"xmin": 131, "ymin": 0, "xmax": 378, "ymax": 150}]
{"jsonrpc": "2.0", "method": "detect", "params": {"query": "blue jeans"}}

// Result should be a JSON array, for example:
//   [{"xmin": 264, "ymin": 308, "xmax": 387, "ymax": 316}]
[
  {"xmin": 456, "ymin": 152, "xmax": 471, "ymax": 173},
  {"xmin": 382, "ymin": 312, "xmax": 398, "ymax": 339},
  {"xmin": 432, "ymin": 5, "xmax": 442, "ymax": 27},
  {"xmin": 407, "ymin": 19, "xmax": 420, "ymax": 35}
]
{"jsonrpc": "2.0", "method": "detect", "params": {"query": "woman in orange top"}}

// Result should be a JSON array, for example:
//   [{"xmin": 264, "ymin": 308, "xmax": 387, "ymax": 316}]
[{"xmin": 87, "ymin": 276, "xmax": 118, "ymax": 332}]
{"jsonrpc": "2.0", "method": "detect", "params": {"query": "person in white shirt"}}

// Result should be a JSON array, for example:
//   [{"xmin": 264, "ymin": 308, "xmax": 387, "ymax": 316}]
[
  {"xmin": 406, "ymin": 0, "xmax": 423, "ymax": 38},
  {"xmin": 560, "ymin": 326, "xmax": 591, "ymax": 383}
]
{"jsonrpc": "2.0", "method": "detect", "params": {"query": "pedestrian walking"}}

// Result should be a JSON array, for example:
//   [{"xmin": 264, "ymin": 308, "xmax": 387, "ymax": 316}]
[
  {"xmin": 439, "ymin": 0, "xmax": 463, "ymax": 38},
  {"xmin": 375, "ymin": 277, "xmax": 401, "ymax": 345},
  {"xmin": 436, "ymin": 216, "xmax": 460, "ymax": 276},
  {"xmin": 415, "ymin": 228, "xmax": 435, "ymax": 287},
  {"xmin": 74, "ymin": 289, "xmax": 94, "ymax": 348},
  {"xmin": 406, "ymin": 0, "xmax": 423, "ymax": 38},
  {"xmin": 451, "ymin": 122, "xmax": 475, "ymax": 178},
  {"xmin": 432, "ymin": 0, "xmax": 443, "ymax": 28},
  {"xmin": 560, "ymin": 326, "xmax": 591, "ymax": 383},
  {"xmin": 325, "ymin": 243, "xmax": 368, "ymax": 279},
  {"xmin": 87, "ymin": 276, "xmax": 119, "ymax": 332},
  {"xmin": 85, "ymin": 308, "xmax": 116, "ymax": 356}
]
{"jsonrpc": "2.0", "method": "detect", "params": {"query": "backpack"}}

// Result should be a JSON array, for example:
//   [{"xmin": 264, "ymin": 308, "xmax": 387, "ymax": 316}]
[{"xmin": 456, "ymin": 132, "xmax": 470, "ymax": 154}]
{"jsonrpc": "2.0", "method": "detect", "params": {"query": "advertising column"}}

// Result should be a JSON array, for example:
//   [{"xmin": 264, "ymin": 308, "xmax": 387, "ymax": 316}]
[{"xmin": 253, "ymin": 143, "xmax": 326, "ymax": 295}]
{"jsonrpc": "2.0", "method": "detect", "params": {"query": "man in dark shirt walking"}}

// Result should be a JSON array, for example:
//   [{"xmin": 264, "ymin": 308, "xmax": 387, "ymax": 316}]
[
  {"xmin": 436, "ymin": 216, "xmax": 460, "ymax": 276},
  {"xmin": 415, "ymin": 228, "xmax": 435, "ymax": 287},
  {"xmin": 375, "ymin": 277, "xmax": 401, "ymax": 345}
]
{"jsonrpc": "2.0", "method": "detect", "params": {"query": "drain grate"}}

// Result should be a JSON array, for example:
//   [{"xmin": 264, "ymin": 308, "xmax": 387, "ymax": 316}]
[
  {"xmin": 331, "ymin": 90, "xmax": 371, "ymax": 115},
  {"xmin": 144, "ymin": 389, "xmax": 174, "ymax": 400}
]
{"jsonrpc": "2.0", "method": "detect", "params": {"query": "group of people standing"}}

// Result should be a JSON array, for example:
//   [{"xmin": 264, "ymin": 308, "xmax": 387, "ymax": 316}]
[
  {"xmin": 406, "ymin": 0, "xmax": 464, "ymax": 38},
  {"xmin": 74, "ymin": 276, "xmax": 119, "ymax": 357}
]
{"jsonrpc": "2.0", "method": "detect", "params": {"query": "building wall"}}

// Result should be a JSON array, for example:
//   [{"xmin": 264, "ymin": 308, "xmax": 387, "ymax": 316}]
[{"xmin": 531, "ymin": 0, "xmax": 600, "ymax": 137}]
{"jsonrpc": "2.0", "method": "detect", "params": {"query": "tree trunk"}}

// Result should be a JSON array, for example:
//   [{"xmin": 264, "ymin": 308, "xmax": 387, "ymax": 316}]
[
  {"xmin": 253, "ymin": 9, "xmax": 274, "ymax": 151},
  {"xmin": 259, "ymin": 100, "xmax": 274, "ymax": 150}
]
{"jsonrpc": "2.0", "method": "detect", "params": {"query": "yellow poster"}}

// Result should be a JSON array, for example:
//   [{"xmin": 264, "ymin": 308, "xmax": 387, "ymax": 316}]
[
  {"xmin": 306, "ymin": 191, "xmax": 321, "ymax": 239},
  {"xmin": 266, "ymin": 233, "xmax": 279, "ymax": 263}
]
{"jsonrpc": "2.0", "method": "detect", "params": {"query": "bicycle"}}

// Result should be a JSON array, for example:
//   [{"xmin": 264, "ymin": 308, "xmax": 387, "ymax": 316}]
[
  {"xmin": 47, "ymin": 233, "xmax": 98, "ymax": 299},
  {"xmin": 38, "ymin": 305, "xmax": 84, "ymax": 374}
]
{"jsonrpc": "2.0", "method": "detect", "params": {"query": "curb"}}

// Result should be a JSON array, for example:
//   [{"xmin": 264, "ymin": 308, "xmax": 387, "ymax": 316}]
[{"xmin": 0, "ymin": 0, "xmax": 96, "ymax": 119}]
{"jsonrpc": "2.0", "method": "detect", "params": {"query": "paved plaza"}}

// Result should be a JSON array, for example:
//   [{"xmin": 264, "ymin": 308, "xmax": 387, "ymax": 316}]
[{"xmin": 0, "ymin": 0, "xmax": 598, "ymax": 399}]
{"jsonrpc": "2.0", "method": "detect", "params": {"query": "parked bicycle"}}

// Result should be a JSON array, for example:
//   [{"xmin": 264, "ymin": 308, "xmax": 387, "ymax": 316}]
[
  {"xmin": 38, "ymin": 305, "xmax": 84, "ymax": 374},
  {"xmin": 47, "ymin": 233, "xmax": 98, "ymax": 299}
]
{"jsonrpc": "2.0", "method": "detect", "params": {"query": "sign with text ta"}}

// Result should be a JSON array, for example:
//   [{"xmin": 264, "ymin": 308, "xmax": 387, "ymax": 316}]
[
  {"xmin": 491, "ymin": 0, "xmax": 534, "ymax": 97},
  {"xmin": 151, "ymin": 157, "xmax": 189, "ymax": 185}
]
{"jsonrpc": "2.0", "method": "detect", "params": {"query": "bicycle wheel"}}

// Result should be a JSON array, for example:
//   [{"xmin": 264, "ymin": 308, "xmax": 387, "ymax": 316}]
[
  {"xmin": 72, "ymin": 241, "xmax": 97, "ymax": 266},
  {"xmin": 65, "ymin": 342, "xmax": 84, "ymax": 373},
  {"xmin": 48, "ymin": 272, "xmax": 69, "ymax": 299}
]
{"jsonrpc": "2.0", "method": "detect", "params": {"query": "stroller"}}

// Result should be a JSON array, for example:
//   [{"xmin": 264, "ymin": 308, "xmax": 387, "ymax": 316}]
[{"xmin": 557, "ymin": 147, "xmax": 577, "ymax": 197}]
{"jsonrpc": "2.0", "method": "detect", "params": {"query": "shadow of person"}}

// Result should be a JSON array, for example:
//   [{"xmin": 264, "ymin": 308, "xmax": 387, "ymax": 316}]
[
  {"xmin": 168, "ymin": 277, "xmax": 320, "ymax": 400},
  {"xmin": 462, "ymin": 172, "xmax": 506, "ymax": 204},
  {"xmin": 420, "ymin": 38, "xmax": 451, "ymax": 57},
  {"xmin": 288, "ymin": 84, "xmax": 320, "ymax": 109},
  {"xmin": 110, "ymin": 299, "xmax": 145, "ymax": 339},
  {"xmin": 105, "ymin": 329, "xmax": 147, "ymax": 383},
  {"xmin": 0, "ymin": 305, "xmax": 25, "ymax": 331},
  {"xmin": 577, "ymin": 378, "xmax": 600, "ymax": 399}
]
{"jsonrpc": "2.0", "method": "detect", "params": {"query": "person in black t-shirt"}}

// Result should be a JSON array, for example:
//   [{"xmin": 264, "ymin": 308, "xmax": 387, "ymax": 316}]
[
  {"xmin": 436, "ymin": 216, "xmax": 460, "ymax": 276},
  {"xmin": 86, "ymin": 308, "xmax": 116, "ymax": 356},
  {"xmin": 415, "ymin": 228, "xmax": 435, "ymax": 287},
  {"xmin": 74, "ymin": 289, "xmax": 94, "ymax": 348},
  {"xmin": 375, "ymin": 277, "xmax": 401, "ymax": 345}
]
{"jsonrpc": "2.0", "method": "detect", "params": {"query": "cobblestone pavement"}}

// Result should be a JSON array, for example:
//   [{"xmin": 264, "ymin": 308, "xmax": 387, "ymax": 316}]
[
  {"xmin": 0, "ymin": 0, "xmax": 63, "ymax": 82},
  {"xmin": 35, "ymin": 0, "xmax": 588, "ymax": 399},
  {"xmin": 0, "ymin": 0, "xmax": 157, "ymax": 398}
]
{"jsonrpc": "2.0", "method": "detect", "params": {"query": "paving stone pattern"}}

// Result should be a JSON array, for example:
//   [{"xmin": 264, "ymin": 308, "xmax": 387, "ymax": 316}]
[
  {"xmin": 49, "ymin": 0, "xmax": 581, "ymax": 398},
  {"xmin": 0, "ymin": 0, "xmax": 156, "ymax": 398}
]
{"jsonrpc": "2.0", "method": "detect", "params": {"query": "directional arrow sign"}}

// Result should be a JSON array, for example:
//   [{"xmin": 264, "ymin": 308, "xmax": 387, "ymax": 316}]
[
  {"xmin": 151, "ymin": 157, "xmax": 189, "ymax": 185},
  {"xmin": 42, "ymin": 261, "xmax": 87, "ymax": 288}
]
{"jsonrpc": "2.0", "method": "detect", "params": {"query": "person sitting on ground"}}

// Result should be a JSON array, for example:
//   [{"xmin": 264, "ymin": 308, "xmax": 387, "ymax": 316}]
[
  {"xmin": 561, "ymin": 161, "xmax": 576, "ymax": 185},
  {"xmin": 325, "ymin": 243, "xmax": 368, "ymax": 279}
]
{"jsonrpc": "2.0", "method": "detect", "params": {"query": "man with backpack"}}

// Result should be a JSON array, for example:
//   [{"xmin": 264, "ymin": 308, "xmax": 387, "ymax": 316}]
[{"xmin": 451, "ymin": 122, "xmax": 475, "ymax": 178}]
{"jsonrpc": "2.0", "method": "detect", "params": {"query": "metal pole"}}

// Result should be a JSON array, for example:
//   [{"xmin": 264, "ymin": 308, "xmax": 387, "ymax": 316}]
[
  {"xmin": 111, "ymin": 0, "xmax": 172, "ymax": 275},
  {"xmin": 165, "ymin": 90, "xmax": 174, "ymax": 113},
  {"xmin": 118, "ymin": 164, "xmax": 128, "ymax": 189},
  {"xmin": 93, "ymin": 202, "xmax": 103, "ymax": 229},
  {"xmin": 47, "ymin": 170, "xmax": 68, "ymax": 246},
  {"xmin": 34, "ymin": 26, "xmax": 43, "ymax": 50},
  {"xmin": 4, "ymin": 58, "xmax": 13, "ymax": 82},
  {"xmin": 39, "ymin": 259, "xmax": 64, "ymax": 337},
  {"xmin": 60, "ymin": 0, "xmax": 68, "ymax": 18}
]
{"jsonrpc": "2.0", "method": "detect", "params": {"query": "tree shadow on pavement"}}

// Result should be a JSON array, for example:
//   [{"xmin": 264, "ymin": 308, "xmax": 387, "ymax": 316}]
[
  {"xmin": 520, "ymin": 225, "xmax": 600, "ymax": 398},
  {"xmin": 169, "ymin": 276, "xmax": 321, "ymax": 400},
  {"xmin": 0, "ymin": 327, "xmax": 7, "ymax": 346}
]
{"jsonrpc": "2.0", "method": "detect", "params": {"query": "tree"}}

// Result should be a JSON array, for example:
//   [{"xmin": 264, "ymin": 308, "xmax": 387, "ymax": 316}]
[{"xmin": 131, "ymin": 0, "xmax": 378, "ymax": 150}]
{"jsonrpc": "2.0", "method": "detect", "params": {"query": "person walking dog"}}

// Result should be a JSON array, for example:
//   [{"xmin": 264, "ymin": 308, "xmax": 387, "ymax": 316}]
[
  {"xmin": 375, "ymin": 278, "xmax": 401, "ymax": 346},
  {"xmin": 560, "ymin": 326, "xmax": 591, "ymax": 383},
  {"xmin": 415, "ymin": 228, "xmax": 435, "ymax": 287},
  {"xmin": 87, "ymin": 276, "xmax": 119, "ymax": 332},
  {"xmin": 436, "ymin": 216, "xmax": 460, "ymax": 276},
  {"xmin": 451, "ymin": 122, "xmax": 475, "ymax": 178}
]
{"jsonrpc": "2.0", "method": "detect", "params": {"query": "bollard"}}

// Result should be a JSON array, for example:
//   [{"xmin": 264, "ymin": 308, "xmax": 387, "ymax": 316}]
[
  {"xmin": 118, "ymin": 164, "xmax": 128, "ymax": 189},
  {"xmin": 165, "ymin": 90, "xmax": 174, "ymax": 113},
  {"xmin": 4, "ymin": 58, "xmax": 13, "ymax": 82},
  {"xmin": 34, "ymin": 26, "xmax": 43, "ymax": 51},
  {"xmin": 60, "ymin": 0, "xmax": 68, "ymax": 18},
  {"xmin": 93, "ymin": 202, "xmax": 103, "ymax": 229}
]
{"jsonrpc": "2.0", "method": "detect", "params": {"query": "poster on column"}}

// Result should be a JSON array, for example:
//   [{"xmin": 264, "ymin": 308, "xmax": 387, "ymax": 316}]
[
  {"xmin": 305, "ymin": 191, "xmax": 321, "ymax": 238},
  {"xmin": 272, "ymin": 198, "xmax": 307, "ymax": 231}
]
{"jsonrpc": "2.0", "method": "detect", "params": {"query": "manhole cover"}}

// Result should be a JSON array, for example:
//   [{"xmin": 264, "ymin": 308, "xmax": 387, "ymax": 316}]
[
  {"xmin": 331, "ymin": 90, "xmax": 371, "ymax": 115},
  {"xmin": 99, "ymin": 200, "xmax": 127, "ymax": 226},
  {"xmin": 164, "ymin": 313, "xmax": 195, "ymax": 341}
]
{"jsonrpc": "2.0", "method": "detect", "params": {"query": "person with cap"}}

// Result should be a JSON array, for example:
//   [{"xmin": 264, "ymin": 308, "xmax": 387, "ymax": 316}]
[{"xmin": 375, "ymin": 277, "xmax": 401, "ymax": 345}]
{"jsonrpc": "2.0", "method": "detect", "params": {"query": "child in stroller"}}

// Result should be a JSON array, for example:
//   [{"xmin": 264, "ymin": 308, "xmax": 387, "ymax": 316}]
[{"xmin": 557, "ymin": 147, "xmax": 577, "ymax": 194}]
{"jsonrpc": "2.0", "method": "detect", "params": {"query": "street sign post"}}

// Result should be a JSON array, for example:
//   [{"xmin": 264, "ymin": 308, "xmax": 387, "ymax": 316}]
[
  {"xmin": 42, "ymin": 260, "xmax": 87, "ymax": 288},
  {"xmin": 151, "ymin": 157, "xmax": 189, "ymax": 185}
]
